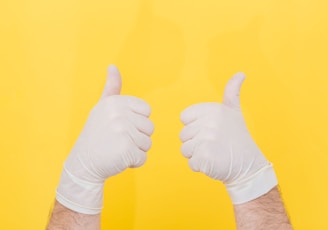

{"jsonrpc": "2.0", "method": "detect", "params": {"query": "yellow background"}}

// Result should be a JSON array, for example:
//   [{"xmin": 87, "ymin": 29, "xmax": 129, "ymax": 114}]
[{"xmin": 1, "ymin": 0, "xmax": 327, "ymax": 229}]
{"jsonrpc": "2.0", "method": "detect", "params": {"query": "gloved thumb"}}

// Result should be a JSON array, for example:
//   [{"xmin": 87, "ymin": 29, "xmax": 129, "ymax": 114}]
[
  {"xmin": 223, "ymin": 72, "xmax": 245, "ymax": 109},
  {"xmin": 101, "ymin": 65, "xmax": 122, "ymax": 99}
]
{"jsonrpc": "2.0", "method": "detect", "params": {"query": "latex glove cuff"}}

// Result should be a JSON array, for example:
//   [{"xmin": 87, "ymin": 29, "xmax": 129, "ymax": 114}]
[
  {"xmin": 56, "ymin": 166, "xmax": 104, "ymax": 215},
  {"xmin": 225, "ymin": 163, "xmax": 278, "ymax": 204}
]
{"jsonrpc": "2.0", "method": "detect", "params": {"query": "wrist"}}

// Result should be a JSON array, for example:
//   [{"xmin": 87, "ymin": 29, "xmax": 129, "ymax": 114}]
[
  {"xmin": 56, "ymin": 165, "xmax": 104, "ymax": 214},
  {"xmin": 225, "ymin": 163, "xmax": 278, "ymax": 204}
]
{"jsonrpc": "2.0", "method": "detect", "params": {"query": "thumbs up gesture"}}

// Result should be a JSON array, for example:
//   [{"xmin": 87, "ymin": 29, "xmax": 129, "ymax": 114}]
[
  {"xmin": 56, "ymin": 65, "xmax": 154, "ymax": 214},
  {"xmin": 180, "ymin": 73, "xmax": 277, "ymax": 204}
]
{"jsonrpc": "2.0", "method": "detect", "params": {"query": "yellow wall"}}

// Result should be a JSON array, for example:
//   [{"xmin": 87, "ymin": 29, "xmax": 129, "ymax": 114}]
[{"xmin": 1, "ymin": 0, "xmax": 327, "ymax": 229}]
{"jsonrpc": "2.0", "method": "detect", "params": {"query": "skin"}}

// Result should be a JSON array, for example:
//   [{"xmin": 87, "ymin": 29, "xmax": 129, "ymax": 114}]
[
  {"xmin": 47, "ymin": 186, "xmax": 292, "ymax": 230},
  {"xmin": 47, "ymin": 201, "xmax": 100, "ymax": 230},
  {"xmin": 234, "ymin": 186, "xmax": 293, "ymax": 230}
]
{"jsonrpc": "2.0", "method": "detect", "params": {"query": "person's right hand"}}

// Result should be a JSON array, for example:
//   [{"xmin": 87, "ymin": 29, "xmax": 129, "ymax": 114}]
[{"xmin": 56, "ymin": 65, "xmax": 154, "ymax": 214}]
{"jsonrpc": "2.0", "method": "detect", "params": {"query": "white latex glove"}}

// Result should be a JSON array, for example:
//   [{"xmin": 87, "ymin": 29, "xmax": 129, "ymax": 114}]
[
  {"xmin": 56, "ymin": 65, "xmax": 154, "ymax": 214},
  {"xmin": 180, "ymin": 73, "xmax": 277, "ymax": 204}
]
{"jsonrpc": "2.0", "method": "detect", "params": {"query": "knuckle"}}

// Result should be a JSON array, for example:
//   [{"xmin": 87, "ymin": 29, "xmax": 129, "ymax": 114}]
[
  {"xmin": 188, "ymin": 159, "xmax": 199, "ymax": 172},
  {"xmin": 181, "ymin": 144, "xmax": 189, "ymax": 158},
  {"xmin": 143, "ymin": 137, "xmax": 152, "ymax": 151},
  {"xmin": 179, "ymin": 129, "xmax": 187, "ymax": 141},
  {"xmin": 135, "ymin": 151, "xmax": 147, "ymax": 166},
  {"xmin": 146, "ymin": 120, "xmax": 155, "ymax": 135}
]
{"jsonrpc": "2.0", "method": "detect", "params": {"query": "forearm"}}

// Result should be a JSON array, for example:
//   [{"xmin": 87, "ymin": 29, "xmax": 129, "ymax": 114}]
[
  {"xmin": 47, "ymin": 200, "xmax": 100, "ymax": 230},
  {"xmin": 233, "ymin": 186, "xmax": 292, "ymax": 230}
]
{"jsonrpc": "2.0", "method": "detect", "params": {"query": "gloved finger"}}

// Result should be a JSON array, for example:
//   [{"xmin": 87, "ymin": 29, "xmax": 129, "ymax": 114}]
[
  {"xmin": 129, "ymin": 147, "xmax": 147, "ymax": 168},
  {"xmin": 180, "ymin": 103, "xmax": 219, "ymax": 125},
  {"xmin": 101, "ymin": 65, "xmax": 122, "ymax": 99},
  {"xmin": 179, "ymin": 120, "xmax": 202, "ymax": 142},
  {"xmin": 181, "ymin": 139, "xmax": 198, "ymax": 159},
  {"xmin": 123, "ymin": 96, "xmax": 151, "ymax": 117},
  {"xmin": 188, "ymin": 157, "xmax": 201, "ymax": 172},
  {"xmin": 129, "ymin": 127, "xmax": 153, "ymax": 152},
  {"xmin": 131, "ymin": 113, "xmax": 154, "ymax": 136},
  {"xmin": 223, "ymin": 72, "xmax": 245, "ymax": 110}
]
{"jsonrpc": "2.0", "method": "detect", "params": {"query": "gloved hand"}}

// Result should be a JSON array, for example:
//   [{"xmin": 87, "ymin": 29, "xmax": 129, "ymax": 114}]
[
  {"xmin": 179, "ymin": 73, "xmax": 277, "ymax": 204},
  {"xmin": 56, "ymin": 65, "xmax": 154, "ymax": 214}
]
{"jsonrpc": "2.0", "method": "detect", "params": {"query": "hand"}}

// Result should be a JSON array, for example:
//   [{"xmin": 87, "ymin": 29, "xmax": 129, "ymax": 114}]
[
  {"xmin": 56, "ymin": 65, "xmax": 154, "ymax": 214},
  {"xmin": 179, "ymin": 73, "xmax": 277, "ymax": 204}
]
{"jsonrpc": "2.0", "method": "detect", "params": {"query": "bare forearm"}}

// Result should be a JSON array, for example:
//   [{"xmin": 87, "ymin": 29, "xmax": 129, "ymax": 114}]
[
  {"xmin": 47, "ymin": 200, "xmax": 100, "ymax": 230},
  {"xmin": 233, "ymin": 186, "xmax": 292, "ymax": 230}
]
